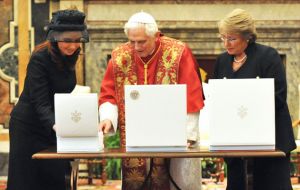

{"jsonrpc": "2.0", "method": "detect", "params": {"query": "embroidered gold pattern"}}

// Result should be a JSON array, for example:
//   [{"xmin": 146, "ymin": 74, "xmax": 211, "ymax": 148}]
[
  {"xmin": 124, "ymin": 158, "xmax": 144, "ymax": 168},
  {"xmin": 124, "ymin": 169, "xmax": 145, "ymax": 189},
  {"xmin": 112, "ymin": 42, "xmax": 138, "ymax": 135},
  {"xmin": 156, "ymin": 37, "xmax": 185, "ymax": 84}
]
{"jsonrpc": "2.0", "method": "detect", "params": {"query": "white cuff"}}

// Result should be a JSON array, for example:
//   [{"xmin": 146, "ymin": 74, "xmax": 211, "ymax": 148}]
[
  {"xmin": 186, "ymin": 112, "xmax": 200, "ymax": 141},
  {"xmin": 99, "ymin": 102, "xmax": 118, "ymax": 133}
]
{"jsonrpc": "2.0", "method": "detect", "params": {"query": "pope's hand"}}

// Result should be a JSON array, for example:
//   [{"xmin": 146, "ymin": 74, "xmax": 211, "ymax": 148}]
[
  {"xmin": 187, "ymin": 140, "xmax": 197, "ymax": 148},
  {"xmin": 99, "ymin": 119, "xmax": 112, "ymax": 134}
]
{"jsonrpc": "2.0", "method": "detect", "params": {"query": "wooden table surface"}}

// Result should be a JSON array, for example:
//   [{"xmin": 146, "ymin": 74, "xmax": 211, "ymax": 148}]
[{"xmin": 32, "ymin": 146, "xmax": 285, "ymax": 159}]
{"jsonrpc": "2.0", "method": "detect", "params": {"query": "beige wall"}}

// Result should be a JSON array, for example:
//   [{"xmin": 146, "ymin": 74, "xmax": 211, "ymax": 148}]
[
  {"xmin": 87, "ymin": 4, "xmax": 300, "ymax": 21},
  {"xmin": 84, "ymin": 2, "xmax": 300, "ymax": 120},
  {"xmin": 0, "ymin": 0, "xmax": 299, "ymax": 121}
]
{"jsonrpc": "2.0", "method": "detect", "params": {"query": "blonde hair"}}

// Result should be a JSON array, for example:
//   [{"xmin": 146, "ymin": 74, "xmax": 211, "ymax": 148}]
[{"xmin": 218, "ymin": 9, "xmax": 257, "ymax": 43}]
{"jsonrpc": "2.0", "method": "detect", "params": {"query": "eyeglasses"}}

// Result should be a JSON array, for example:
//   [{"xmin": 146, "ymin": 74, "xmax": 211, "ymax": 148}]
[
  {"xmin": 220, "ymin": 35, "xmax": 238, "ymax": 43},
  {"xmin": 55, "ymin": 38, "xmax": 87, "ymax": 43}
]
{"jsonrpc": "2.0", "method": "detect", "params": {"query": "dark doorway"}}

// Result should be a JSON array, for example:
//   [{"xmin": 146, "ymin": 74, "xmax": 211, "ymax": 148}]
[{"xmin": 196, "ymin": 55, "xmax": 217, "ymax": 83}]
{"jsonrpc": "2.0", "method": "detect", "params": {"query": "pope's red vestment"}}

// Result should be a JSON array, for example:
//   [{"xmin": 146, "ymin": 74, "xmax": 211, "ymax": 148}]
[{"xmin": 99, "ymin": 36, "xmax": 204, "ymax": 190}]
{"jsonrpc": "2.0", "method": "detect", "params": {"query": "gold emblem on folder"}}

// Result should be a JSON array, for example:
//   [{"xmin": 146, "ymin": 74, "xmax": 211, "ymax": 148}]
[
  {"xmin": 237, "ymin": 106, "xmax": 248, "ymax": 119},
  {"xmin": 71, "ymin": 110, "xmax": 82, "ymax": 123},
  {"xmin": 130, "ymin": 90, "xmax": 139, "ymax": 100}
]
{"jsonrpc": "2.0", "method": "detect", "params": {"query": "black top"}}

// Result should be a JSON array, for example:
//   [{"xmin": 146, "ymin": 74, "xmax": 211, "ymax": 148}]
[
  {"xmin": 11, "ymin": 47, "xmax": 76, "ymax": 139},
  {"xmin": 214, "ymin": 42, "xmax": 296, "ymax": 153}
]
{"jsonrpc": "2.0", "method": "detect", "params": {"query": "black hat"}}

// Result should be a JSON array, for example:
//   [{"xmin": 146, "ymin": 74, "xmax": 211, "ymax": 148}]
[{"xmin": 46, "ymin": 10, "xmax": 89, "ymax": 43}]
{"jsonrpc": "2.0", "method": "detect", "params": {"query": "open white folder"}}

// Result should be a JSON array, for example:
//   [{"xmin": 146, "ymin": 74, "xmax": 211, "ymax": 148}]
[
  {"xmin": 208, "ymin": 78, "xmax": 275, "ymax": 151},
  {"xmin": 125, "ymin": 84, "xmax": 187, "ymax": 152},
  {"xmin": 55, "ymin": 93, "xmax": 103, "ymax": 153}
]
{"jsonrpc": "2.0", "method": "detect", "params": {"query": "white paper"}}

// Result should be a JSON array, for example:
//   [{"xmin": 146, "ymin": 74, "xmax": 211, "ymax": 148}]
[
  {"xmin": 208, "ymin": 78, "xmax": 275, "ymax": 150},
  {"xmin": 55, "ymin": 93, "xmax": 102, "ymax": 153},
  {"xmin": 57, "ymin": 132, "xmax": 104, "ymax": 153},
  {"xmin": 125, "ymin": 84, "xmax": 187, "ymax": 151}
]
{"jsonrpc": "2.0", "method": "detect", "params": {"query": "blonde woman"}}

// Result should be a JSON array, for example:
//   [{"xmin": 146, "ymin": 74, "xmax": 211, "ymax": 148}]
[{"xmin": 214, "ymin": 9, "xmax": 295, "ymax": 190}]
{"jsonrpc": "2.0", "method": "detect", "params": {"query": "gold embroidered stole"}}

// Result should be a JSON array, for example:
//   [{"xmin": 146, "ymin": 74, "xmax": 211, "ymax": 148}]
[{"xmin": 111, "ymin": 44, "xmax": 137, "ymax": 147}]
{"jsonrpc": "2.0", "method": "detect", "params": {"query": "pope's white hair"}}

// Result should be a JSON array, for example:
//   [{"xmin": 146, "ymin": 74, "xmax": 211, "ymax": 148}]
[{"xmin": 124, "ymin": 11, "xmax": 158, "ymax": 37}]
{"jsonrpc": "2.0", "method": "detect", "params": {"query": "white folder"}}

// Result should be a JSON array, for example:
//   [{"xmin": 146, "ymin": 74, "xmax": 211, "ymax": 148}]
[
  {"xmin": 55, "ymin": 93, "xmax": 103, "ymax": 153},
  {"xmin": 208, "ymin": 78, "xmax": 275, "ymax": 150},
  {"xmin": 125, "ymin": 84, "xmax": 187, "ymax": 152}
]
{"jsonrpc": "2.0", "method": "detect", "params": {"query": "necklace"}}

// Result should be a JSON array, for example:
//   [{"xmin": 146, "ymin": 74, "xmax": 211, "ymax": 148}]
[
  {"xmin": 234, "ymin": 54, "xmax": 247, "ymax": 64},
  {"xmin": 141, "ymin": 44, "xmax": 160, "ymax": 84}
]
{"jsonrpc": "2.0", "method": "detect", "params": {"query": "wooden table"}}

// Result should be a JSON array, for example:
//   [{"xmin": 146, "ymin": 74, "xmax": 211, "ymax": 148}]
[
  {"xmin": 33, "ymin": 147, "xmax": 285, "ymax": 159},
  {"xmin": 32, "ymin": 147, "xmax": 285, "ymax": 190}
]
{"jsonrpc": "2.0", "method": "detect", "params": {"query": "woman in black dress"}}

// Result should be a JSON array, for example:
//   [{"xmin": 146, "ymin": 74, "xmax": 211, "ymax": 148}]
[
  {"xmin": 7, "ymin": 9, "xmax": 89, "ymax": 190},
  {"xmin": 214, "ymin": 9, "xmax": 296, "ymax": 190}
]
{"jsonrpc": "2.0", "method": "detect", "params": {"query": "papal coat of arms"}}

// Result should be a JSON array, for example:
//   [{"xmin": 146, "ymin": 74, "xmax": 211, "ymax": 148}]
[
  {"xmin": 237, "ymin": 105, "xmax": 248, "ymax": 119},
  {"xmin": 71, "ymin": 110, "xmax": 82, "ymax": 123},
  {"xmin": 130, "ymin": 90, "xmax": 140, "ymax": 100}
]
